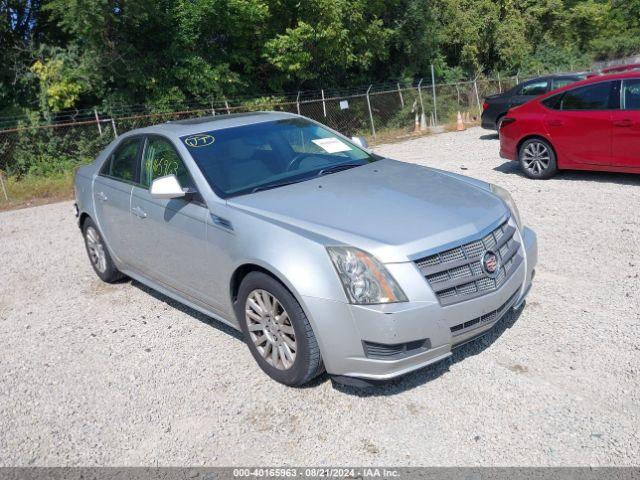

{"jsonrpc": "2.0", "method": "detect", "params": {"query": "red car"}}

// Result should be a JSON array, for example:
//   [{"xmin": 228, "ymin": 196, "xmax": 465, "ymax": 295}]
[
  {"xmin": 601, "ymin": 63, "xmax": 640, "ymax": 74},
  {"xmin": 499, "ymin": 72, "xmax": 640, "ymax": 179}
]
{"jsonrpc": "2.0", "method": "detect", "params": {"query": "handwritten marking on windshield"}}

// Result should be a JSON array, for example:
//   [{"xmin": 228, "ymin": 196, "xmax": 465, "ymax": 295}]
[{"xmin": 184, "ymin": 134, "xmax": 215, "ymax": 148}]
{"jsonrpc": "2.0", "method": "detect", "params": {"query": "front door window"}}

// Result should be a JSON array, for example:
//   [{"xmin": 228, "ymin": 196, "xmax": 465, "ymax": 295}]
[{"xmin": 141, "ymin": 137, "xmax": 194, "ymax": 189}]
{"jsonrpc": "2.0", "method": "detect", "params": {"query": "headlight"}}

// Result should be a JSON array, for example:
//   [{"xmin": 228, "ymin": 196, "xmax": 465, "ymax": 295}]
[
  {"xmin": 491, "ymin": 184, "xmax": 522, "ymax": 229},
  {"xmin": 327, "ymin": 247, "xmax": 408, "ymax": 304}
]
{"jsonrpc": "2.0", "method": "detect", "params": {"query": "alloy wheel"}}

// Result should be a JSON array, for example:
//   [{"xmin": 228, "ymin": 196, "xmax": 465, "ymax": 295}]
[
  {"xmin": 245, "ymin": 289, "xmax": 297, "ymax": 370},
  {"xmin": 522, "ymin": 141, "xmax": 551, "ymax": 176},
  {"xmin": 85, "ymin": 226, "xmax": 107, "ymax": 273}
]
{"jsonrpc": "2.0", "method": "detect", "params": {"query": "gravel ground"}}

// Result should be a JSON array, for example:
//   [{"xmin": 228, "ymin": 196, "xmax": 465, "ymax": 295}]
[{"xmin": 1, "ymin": 127, "xmax": 639, "ymax": 466}]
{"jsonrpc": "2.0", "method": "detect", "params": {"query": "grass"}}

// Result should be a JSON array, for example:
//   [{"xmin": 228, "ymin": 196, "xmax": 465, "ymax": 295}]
[
  {"xmin": 367, "ymin": 119, "xmax": 480, "ymax": 146},
  {"xmin": 0, "ymin": 172, "xmax": 75, "ymax": 211}
]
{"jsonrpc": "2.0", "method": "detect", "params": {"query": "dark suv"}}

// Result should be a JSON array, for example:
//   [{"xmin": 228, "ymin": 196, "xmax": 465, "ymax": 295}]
[{"xmin": 481, "ymin": 74, "xmax": 586, "ymax": 130}]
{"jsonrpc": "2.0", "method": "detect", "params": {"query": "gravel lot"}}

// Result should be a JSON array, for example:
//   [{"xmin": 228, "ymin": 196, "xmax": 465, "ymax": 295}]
[{"xmin": 1, "ymin": 127, "xmax": 639, "ymax": 466}]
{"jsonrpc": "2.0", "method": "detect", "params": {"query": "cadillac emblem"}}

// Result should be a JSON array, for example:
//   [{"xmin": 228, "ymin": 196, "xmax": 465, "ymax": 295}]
[{"xmin": 482, "ymin": 251, "xmax": 500, "ymax": 276}]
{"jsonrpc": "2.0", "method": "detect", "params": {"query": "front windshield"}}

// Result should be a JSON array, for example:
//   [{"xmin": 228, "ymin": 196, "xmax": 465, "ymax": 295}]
[{"xmin": 181, "ymin": 118, "xmax": 379, "ymax": 198}]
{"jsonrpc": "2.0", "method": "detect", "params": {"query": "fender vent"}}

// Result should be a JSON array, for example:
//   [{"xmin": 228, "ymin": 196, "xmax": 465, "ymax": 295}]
[{"xmin": 363, "ymin": 339, "xmax": 430, "ymax": 360}]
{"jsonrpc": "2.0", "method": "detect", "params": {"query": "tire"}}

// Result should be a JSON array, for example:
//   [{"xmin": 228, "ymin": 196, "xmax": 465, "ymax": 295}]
[
  {"xmin": 236, "ymin": 272, "xmax": 324, "ymax": 386},
  {"xmin": 82, "ymin": 217, "xmax": 125, "ymax": 283},
  {"xmin": 519, "ymin": 138, "xmax": 558, "ymax": 179}
]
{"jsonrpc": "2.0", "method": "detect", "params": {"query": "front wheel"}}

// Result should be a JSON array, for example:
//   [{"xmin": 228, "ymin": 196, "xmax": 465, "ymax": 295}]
[
  {"xmin": 519, "ymin": 138, "xmax": 558, "ymax": 179},
  {"xmin": 236, "ymin": 272, "xmax": 324, "ymax": 386}
]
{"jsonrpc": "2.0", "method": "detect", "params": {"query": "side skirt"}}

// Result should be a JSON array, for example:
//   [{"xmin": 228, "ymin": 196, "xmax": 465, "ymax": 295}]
[{"xmin": 120, "ymin": 267, "xmax": 241, "ymax": 332}]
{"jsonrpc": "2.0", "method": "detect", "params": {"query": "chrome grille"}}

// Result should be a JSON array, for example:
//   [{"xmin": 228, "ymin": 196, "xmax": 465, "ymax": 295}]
[{"xmin": 414, "ymin": 219, "xmax": 523, "ymax": 306}]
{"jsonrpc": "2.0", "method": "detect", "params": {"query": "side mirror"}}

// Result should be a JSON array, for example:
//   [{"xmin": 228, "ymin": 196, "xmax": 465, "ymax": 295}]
[
  {"xmin": 150, "ymin": 174, "xmax": 186, "ymax": 199},
  {"xmin": 351, "ymin": 136, "xmax": 369, "ymax": 149}
]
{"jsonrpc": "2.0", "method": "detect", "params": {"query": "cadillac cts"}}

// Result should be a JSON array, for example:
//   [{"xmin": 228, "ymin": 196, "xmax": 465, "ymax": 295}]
[{"xmin": 74, "ymin": 112, "xmax": 537, "ymax": 386}]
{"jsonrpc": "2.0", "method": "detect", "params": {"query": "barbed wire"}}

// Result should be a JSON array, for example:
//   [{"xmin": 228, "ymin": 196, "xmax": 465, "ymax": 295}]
[
  {"xmin": 0, "ymin": 72, "xmax": 547, "ymax": 131},
  {"xmin": 0, "ymin": 54, "xmax": 637, "ymax": 178}
]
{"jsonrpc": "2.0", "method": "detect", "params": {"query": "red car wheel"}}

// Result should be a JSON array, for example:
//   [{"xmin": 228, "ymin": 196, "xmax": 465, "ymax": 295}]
[{"xmin": 519, "ymin": 138, "xmax": 558, "ymax": 179}]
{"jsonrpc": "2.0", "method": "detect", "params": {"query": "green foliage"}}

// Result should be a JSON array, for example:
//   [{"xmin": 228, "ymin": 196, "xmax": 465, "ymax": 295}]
[
  {"xmin": 2, "ymin": 0, "xmax": 638, "ymax": 118},
  {"xmin": 1, "ymin": 0, "xmax": 639, "ymax": 185},
  {"xmin": 263, "ymin": 1, "xmax": 393, "ymax": 88},
  {"xmin": 4, "ymin": 113, "xmax": 113, "ymax": 177}
]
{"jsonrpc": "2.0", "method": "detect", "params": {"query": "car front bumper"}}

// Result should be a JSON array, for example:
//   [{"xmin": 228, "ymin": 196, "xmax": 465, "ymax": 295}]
[{"xmin": 302, "ymin": 226, "xmax": 537, "ymax": 380}]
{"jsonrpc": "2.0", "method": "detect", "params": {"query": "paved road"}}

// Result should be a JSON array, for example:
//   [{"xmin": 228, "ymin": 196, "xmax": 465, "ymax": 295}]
[{"xmin": 1, "ymin": 128, "xmax": 638, "ymax": 466}]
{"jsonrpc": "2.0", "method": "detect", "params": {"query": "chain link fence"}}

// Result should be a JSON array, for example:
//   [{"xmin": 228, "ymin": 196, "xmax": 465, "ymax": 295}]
[{"xmin": 0, "ymin": 73, "xmax": 567, "ymax": 196}]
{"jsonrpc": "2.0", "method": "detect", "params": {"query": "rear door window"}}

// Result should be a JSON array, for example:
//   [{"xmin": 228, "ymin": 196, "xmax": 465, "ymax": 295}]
[
  {"xmin": 519, "ymin": 80, "xmax": 549, "ymax": 96},
  {"xmin": 552, "ymin": 78, "xmax": 578, "ymax": 89},
  {"xmin": 560, "ymin": 81, "xmax": 617, "ymax": 110},
  {"xmin": 542, "ymin": 94, "xmax": 563, "ymax": 110},
  {"xmin": 101, "ymin": 138, "xmax": 141, "ymax": 182}
]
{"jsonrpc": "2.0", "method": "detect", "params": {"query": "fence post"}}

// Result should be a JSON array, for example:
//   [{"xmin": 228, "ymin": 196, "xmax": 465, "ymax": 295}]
[
  {"xmin": 430, "ymin": 64, "xmax": 438, "ymax": 125},
  {"xmin": 93, "ymin": 108, "xmax": 103, "ymax": 135},
  {"xmin": 397, "ymin": 82, "xmax": 404, "ymax": 108},
  {"xmin": 0, "ymin": 171, "xmax": 9, "ymax": 202},
  {"xmin": 497, "ymin": 72, "xmax": 502, "ymax": 93},
  {"xmin": 365, "ymin": 85, "xmax": 376, "ymax": 139},
  {"xmin": 515, "ymin": 70, "xmax": 520, "ymax": 85},
  {"xmin": 473, "ymin": 77, "xmax": 482, "ymax": 117},
  {"xmin": 321, "ymin": 89, "xmax": 326, "ymax": 117},
  {"xmin": 296, "ymin": 91, "xmax": 301, "ymax": 115},
  {"xmin": 111, "ymin": 118, "xmax": 118, "ymax": 138},
  {"xmin": 417, "ymin": 78, "xmax": 425, "ymax": 116}
]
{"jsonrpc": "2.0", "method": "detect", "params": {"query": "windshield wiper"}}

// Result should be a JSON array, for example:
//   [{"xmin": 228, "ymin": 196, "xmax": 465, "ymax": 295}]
[
  {"xmin": 317, "ymin": 163, "xmax": 363, "ymax": 176},
  {"xmin": 249, "ymin": 163, "xmax": 363, "ymax": 194},
  {"xmin": 251, "ymin": 179, "xmax": 303, "ymax": 193}
]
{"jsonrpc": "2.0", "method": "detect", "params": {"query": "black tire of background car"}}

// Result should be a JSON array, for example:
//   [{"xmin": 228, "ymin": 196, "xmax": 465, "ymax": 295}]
[
  {"xmin": 236, "ymin": 271, "xmax": 325, "ymax": 386},
  {"xmin": 82, "ymin": 217, "xmax": 126, "ymax": 283}
]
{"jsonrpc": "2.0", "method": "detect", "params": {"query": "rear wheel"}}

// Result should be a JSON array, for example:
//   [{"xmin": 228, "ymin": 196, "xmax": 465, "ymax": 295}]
[
  {"xmin": 82, "ymin": 217, "xmax": 124, "ymax": 283},
  {"xmin": 237, "ymin": 272, "xmax": 324, "ymax": 386},
  {"xmin": 519, "ymin": 138, "xmax": 558, "ymax": 179}
]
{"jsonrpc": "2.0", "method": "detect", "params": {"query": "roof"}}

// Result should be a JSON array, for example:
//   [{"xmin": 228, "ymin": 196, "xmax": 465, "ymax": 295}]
[
  {"xmin": 525, "ymin": 73, "xmax": 586, "ymax": 81},
  {"xmin": 601, "ymin": 63, "xmax": 640, "ymax": 74},
  {"xmin": 533, "ymin": 70, "xmax": 640, "ymax": 102},
  {"xmin": 128, "ymin": 111, "xmax": 300, "ymax": 139}
]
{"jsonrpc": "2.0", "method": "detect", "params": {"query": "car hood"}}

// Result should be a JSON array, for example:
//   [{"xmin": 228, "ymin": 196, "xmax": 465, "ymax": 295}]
[{"xmin": 227, "ymin": 159, "xmax": 508, "ymax": 262}]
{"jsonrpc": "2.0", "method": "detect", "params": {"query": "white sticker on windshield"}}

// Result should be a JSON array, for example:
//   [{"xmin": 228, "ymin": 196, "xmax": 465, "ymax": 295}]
[{"xmin": 312, "ymin": 137, "xmax": 352, "ymax": 154}]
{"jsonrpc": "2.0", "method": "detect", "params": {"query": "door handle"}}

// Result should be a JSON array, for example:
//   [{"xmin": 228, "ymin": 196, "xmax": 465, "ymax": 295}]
[
  {"xmin": 548, "ymin": 119, "xmax": 563, "ymax": 127},
  {"xmin": 131, "ymin": 206, "xmax": 147, "ymax": 219},
  {"xmin": 613, "ymin": 119, "xmax": 632, "ymax": 127},
  {"xmin": 96, "ymin": 191, "xmax": 108, "ymax": 201}
]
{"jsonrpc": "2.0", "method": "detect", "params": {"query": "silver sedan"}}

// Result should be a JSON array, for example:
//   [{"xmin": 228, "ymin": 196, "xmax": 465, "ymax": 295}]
[{"xmin": 74, "ymin": 112, "xmax": 537, "ymax": 386}]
